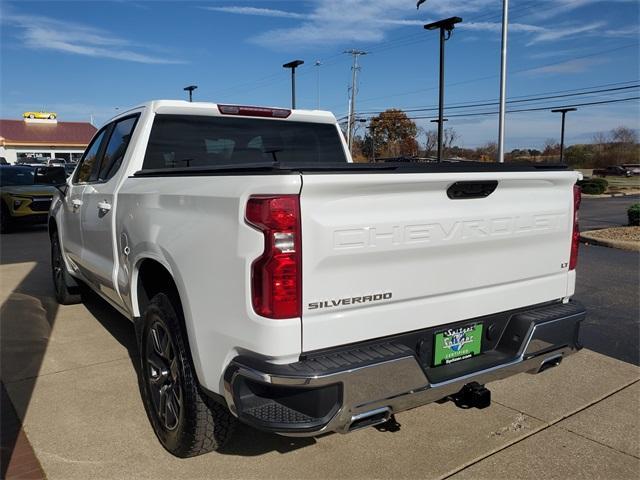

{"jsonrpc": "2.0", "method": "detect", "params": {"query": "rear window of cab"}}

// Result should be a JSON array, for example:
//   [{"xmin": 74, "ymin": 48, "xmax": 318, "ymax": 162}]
[{"xmin": 142, "ymin": 114, "xmax": 347, "ymax": 170}]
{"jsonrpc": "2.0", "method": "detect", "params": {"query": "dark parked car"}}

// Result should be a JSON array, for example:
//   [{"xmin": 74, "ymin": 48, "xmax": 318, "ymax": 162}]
[{"xmin": 593, "ymin": 165, "xmax": 632, "ymax": 177}]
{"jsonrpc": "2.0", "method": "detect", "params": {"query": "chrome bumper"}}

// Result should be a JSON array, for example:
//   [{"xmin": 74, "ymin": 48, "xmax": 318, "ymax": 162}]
[{"xmin": 223, "ymin": 301, "xmax": 585, "ymax": 436}]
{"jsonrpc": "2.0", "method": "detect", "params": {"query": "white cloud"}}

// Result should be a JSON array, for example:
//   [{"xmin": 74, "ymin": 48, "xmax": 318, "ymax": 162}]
[
  {"xmin": 2, "ymin": 12, "xmax": 186, "ymax": 64},
  {"xmin": 208, "ymin": 1, "xmax": 503, "ymax": 48},
  {"xmin": 522, "ymin": 58, "xmax": 608, "ymax": 76},
  {"xmin": 460, "ymin": 22, "xmax": 545, "ymax": 34},
  {"xmin": 202, "ymin": 6, "xmax": 308, "ymax": 20},
  {"xmin": 526, "ymin": 22, "xmax": 606, "ymax": 45},
  {"xmin": 206, "ymin": 1, "xmax": 626, "ymax": 49}
]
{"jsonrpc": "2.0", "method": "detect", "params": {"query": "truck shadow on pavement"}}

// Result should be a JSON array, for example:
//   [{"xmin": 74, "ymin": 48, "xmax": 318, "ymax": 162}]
[
  {"xmin": 0, "ymin": 228, "xmax": 314, "ymax": 476},
  {"xmin": 1, "ymin": 227, "xmax": 57, "ymax": 478}
]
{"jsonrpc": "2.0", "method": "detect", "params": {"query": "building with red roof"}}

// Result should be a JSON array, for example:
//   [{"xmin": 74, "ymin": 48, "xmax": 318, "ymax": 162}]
[{"xmin": 0, "ymin": 117, "xmax": 97, "ymax": 164}]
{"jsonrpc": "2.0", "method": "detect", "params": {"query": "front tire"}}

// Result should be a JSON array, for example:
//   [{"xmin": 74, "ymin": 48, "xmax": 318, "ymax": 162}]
[
  {"xmin": 139, "ymin": 293, "xmax": 235, "ymax": 457},
  {"xmin": 1, "ymin": 204, "xmax": 12, "ymax": 233},
  {"xmin": 50, "ymin": 231, "xmax": 81, "ymax": 304}
]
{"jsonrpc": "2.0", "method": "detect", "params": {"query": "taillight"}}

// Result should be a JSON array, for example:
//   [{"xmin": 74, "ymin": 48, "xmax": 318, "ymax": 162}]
[
  {"xmin": 569, "ymin": 184, "xmax": 581, "ymax": 270},
  {"xmin": 245, "ymin": 195, "xmax": 301, "ymax": 319}
]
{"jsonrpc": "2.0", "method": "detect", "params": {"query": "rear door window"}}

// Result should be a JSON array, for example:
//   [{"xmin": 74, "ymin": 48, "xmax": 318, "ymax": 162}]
[
  {"xmin": 74, "ymin": 129, "xmax": 107, "ymax": 183},
  {"xmin": 98, "ymin": 115, "xmax": 139, "ymax": 181},
  {"xmin": 142, "ymin": 115, "xmax": 347, "ymax": 170}
]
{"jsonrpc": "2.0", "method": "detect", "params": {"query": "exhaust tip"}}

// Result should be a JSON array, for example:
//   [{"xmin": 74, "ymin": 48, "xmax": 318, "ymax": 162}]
[
  {"xmin": 538, "ymin": 355, "xmax": 563, "ymax": 374},
  {"xmin": 348, "ymin": 407, "xmax": 392, "ymax": 432}
]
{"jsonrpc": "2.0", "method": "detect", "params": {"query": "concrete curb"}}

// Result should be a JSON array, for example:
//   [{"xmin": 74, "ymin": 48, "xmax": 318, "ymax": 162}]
[
  {"xmin": 582, "ymin": 190, "xmax": 640, "ymax": 199},
  {"xmin": 580, "ymin": 231, "xmax": 640, "ymax": 252}
]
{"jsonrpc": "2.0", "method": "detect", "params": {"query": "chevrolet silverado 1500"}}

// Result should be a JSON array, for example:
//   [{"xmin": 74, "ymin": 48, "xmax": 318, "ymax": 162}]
[{"xmin": 49, "ymin": 101, "xmax": 586, "ymax": 457}]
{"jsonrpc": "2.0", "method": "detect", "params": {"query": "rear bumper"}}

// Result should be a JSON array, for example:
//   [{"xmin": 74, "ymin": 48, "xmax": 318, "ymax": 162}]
[{"xmin": 223, "ymin": 301, "xmax": 585, "ymax": 436}]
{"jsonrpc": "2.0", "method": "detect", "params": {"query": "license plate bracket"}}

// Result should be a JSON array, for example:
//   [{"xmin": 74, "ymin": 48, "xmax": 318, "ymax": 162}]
[{"xmin": 433, "ymin": 323, "xmax": 483, "ymax": 367}]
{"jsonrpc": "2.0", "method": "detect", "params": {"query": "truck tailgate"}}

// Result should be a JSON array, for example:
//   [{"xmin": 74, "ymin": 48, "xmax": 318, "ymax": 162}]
[{"xmin": 299, "ymin": 170, "xmax": 578, "ymax": 352}]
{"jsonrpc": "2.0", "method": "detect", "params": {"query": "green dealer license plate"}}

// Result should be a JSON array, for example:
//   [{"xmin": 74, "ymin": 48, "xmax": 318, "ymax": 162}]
[{"xmin": 433, "ymin": 324, "xmax": 483, "ymax": 366}]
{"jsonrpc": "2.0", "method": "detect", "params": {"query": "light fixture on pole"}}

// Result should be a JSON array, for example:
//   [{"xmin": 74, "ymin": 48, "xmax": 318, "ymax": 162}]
[
  {"xmin": 424, "ymin": 16, "xmax": 462, "ymax": 163},
  {"xmin": 283, "ymin": 60, "xmax": 304, "ymax": 109},
  {"xmin": 183, "ymin": 85, "xmax": 197, "ymax": 102},
  {"xmin": 551, "ymin": 107, "xmax": 577, "ymax": 164},
  {"xmin": 314, "ymin": 60, "xmax": 322, "ymax": 109}
]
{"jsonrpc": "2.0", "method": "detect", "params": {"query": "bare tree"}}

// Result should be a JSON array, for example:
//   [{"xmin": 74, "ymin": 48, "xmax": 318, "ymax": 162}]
[
  {"xmin": 611, "ymin": 126, "xmax": 638, "ymax": 144},
  {"xmin": 425, "ymin": 129, "xmax": 437, "ymax": 156},
  {"xmin": 444, "ymin": 127, "xmax": 459, "ymax": 152},
  {"xmin": 592, "ymin": 131, "xmax": 609, "ymax": 146}
]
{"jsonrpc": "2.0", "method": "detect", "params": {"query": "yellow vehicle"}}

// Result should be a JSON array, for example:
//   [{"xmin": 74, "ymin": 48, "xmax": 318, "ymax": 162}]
[
  {"xmin": 0, "ymin": 165, "xmax": 66, "ymax": 233},
  {"xmin": 23, "ymin": 111, "xmax": 57, "ymax": 119}
]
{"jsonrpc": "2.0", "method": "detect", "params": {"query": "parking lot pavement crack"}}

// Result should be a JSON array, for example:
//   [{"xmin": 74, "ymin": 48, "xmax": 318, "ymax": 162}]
[
  {"xmin": 3, "ymin": 356, "xmax": 133, "ymax": 385},
  {"xmin": 440, "ymin": 378, "xmax": 640, "ymax": 480},
  {"xmin": 39, "ymin": 449, "xmax": 112, "ymax": 465},
  {"xmin": 492, "ymin": 377, "xmax": 640, "ymax": 425},
  {"xmin": 557, "ymin": 423, "xmax": 640, "ymax": 460}
]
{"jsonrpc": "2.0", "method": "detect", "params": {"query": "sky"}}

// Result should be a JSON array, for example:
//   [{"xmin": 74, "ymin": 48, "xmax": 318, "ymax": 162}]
[{"xmin": 1, "ymin": 0, "xmax": 639, "ymax": 149}]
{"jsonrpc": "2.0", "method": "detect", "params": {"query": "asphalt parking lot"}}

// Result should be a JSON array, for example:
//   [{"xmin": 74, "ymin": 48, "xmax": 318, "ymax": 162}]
[
  {"xmin": 575, "ymin": 194, "xmax": 640, "ymax": 366},
  {"xmin": 580, "ymin": 194, "xmax": 639, "ymax": 231},
  {"xmin": 1, "ymin": 223, "xmax": 639, "ymax": 479}
]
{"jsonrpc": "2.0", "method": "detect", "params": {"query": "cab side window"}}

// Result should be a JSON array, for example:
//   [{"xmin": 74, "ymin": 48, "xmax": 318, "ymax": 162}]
[
  {"xmin": 74, "ymin": 129, "xmax": 107, "ymax": 183},
  {"xmin": 98, "ymin": 116, "xmax": 139, "ymax": 181}
]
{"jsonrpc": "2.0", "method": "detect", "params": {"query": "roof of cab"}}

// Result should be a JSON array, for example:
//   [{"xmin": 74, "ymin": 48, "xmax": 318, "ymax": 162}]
[{"xmin": 115, "ymin": 100, "xmax": 337, "ymax": 125}]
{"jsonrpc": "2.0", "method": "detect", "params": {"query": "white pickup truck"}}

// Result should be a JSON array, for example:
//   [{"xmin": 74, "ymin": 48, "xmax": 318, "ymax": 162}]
[{"xmin": 49, "ymin": 100, "xmax": 586, "ymax": 457}]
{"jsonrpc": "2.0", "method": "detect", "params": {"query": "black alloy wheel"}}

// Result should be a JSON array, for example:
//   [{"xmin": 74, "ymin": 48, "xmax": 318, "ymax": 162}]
[
  {"xmin": 144, "ymin": 319, "xmax": 183, "ymax": 431},
  {"xmin": 139, "ymin": 292, "xmax": 235, "ymax": 457}
]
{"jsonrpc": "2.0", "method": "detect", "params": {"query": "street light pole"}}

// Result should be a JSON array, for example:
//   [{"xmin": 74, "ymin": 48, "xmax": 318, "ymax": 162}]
[
  {"xmin": 424, "ymin": 17, "xmax": 462, "ymax": 163},
  {"xmin": 551, "ymin": 107, "xmax": 577, "ymax": 163},
  {"xmin": 183, "ymin": 85, "xmax": 198, "ymax": 102},
  {"xmin": 497, "ymin": 0, "xmax": 509, "ymax": 163},
  {"xmin": 283, "ymin": 60, "xmax": 304, "ymax": 109}
]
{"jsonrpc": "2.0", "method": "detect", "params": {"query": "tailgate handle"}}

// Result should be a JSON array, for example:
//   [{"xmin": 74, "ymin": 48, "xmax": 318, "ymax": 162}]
[{"xmin": 447, "ymin": 181, "xmax": 498, "ymax": 199}]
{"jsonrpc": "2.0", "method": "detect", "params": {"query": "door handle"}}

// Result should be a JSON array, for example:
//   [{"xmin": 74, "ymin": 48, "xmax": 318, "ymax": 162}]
[
  {"xmin": 447, "ymin": 181, "xmax": 498, "ymax": 199},
  {"xmin": 71, "ymin": 199, "xmax": 82, "ymax": 210},
  {"xmin": 97, "ymin": 201, "xmax": 112, "ymax": 212}
]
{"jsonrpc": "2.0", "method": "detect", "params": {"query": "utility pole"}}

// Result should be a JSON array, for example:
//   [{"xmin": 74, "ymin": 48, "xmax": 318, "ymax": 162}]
[
  {"xmin": 497, "ymin": 0, "xmax": 509, "ymax": 163},
  {"xmin": 314, "ymin": 60, "xmax": 321, "ymax": 109},
  {"xmin": 283, "ymin": 60, "xmax": 304, "ymax": 109},
  {"xmin": 183, "ymin": 85, "xmax": 197, "ymax": 102},
  {"xmin": 551, "ymin": 107, "xmax": 577, "ymax": 163},
  {"xmin": 344, "ymin": 49, "xmax": 368, "ymax": 153},
  {"xmin": 424, "ymin": 17, "xmax": 462, "ymax": 162}
]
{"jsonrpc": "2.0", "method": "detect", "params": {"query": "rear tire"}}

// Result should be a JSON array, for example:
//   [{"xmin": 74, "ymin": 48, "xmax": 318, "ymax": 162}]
[
  {"xmin": 139, "ymin": 293, "xmax": 235, "ymax": 457},
  {"xmin": 50, "ymin": 231, "xmax": 81, "ymax": 304}
]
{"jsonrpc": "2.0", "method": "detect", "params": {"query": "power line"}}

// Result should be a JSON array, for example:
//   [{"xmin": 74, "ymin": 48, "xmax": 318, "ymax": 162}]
[
  {"xmin": 346, "ymin": 84, "xmax": 639, "ymax": 117},
  {"xmin": 404, "ymin": 96, "xmax": 640, "ymax": 120},
  {"xmin": 347, "ymin": 43, "xmax": 638, "ymax": 108}
]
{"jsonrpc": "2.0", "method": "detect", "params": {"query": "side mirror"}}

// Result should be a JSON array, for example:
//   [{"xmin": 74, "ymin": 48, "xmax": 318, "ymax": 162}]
[{"xmin": 35, "ymin": 166, "xmax": 67, "ymax": 187}]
